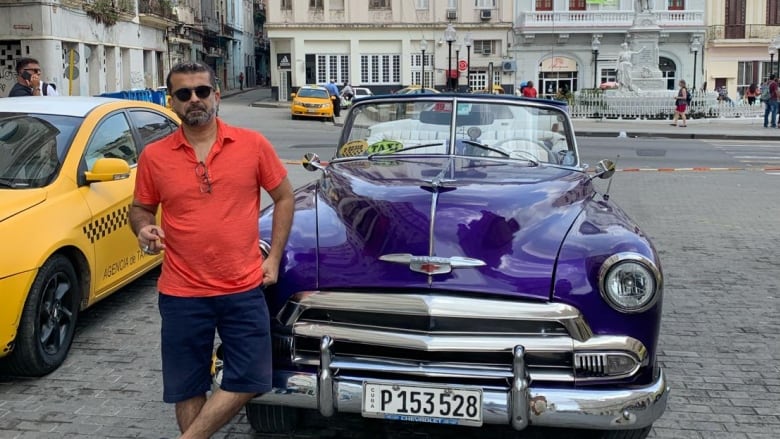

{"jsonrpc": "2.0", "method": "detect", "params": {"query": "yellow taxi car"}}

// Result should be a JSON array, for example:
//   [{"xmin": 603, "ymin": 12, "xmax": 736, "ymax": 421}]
[
  {"xmin": 290, "ymin": 85, "xmax": 336, "ymax": 121},
  {"xmin": 0, "ymin": 97, "xmax": 179, "ymax": 376}
]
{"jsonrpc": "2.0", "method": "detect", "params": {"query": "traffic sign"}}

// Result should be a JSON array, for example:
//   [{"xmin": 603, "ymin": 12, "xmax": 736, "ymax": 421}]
[{"xmin": 458, "ymin": 60, "xmax": 468, "ymax": 71}]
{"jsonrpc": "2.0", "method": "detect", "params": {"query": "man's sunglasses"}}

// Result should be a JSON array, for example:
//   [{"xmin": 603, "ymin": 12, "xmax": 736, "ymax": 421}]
[
  {"xmin": 172, "ymin": 85, "xmax": 213, "ymax": 101},
  {"xmin": 23, "ymin": 68, "xmax": 42, "ymax": 74}
]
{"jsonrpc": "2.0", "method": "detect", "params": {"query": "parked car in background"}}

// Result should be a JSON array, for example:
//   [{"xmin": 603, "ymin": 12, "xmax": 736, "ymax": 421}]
[
  {"xmin": 0, "ymin": 97, "xmax": 179, "ymax": 376},
  {"xmin": 290, "ymin": 85, "xmax": 336, "ymax": 121},
  {"xmin": 395, "ymin": 85, "xmax": 441, "ymax": 94},
  {"xmin": 240, "ymin": 93, "xmax": 669, "ymax": 438},
  {"xmin": 340, "ymin": 86, "xmax": 373, "ymax": 109}
]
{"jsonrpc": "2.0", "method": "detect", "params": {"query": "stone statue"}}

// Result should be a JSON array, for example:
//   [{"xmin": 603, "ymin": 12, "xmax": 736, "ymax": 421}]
[
  {"xmin": 635, "ymin": 0, "xmax": 651, "ymax": 12},
  {"xmin": 616, "ymin": 42, "xmax": 645, "ymax": 91}
]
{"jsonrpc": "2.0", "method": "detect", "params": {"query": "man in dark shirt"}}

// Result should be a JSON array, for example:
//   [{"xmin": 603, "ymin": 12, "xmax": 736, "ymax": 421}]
[{"xmin": 8, "ymin": 58, "xmax": 43, "ymax": 97}]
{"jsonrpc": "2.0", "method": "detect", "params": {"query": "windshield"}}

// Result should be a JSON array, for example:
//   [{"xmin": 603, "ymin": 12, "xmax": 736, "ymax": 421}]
[
  {"xmin": 0, "ymin": 113, "xmax": 81, "ymax": 188},
  {"xmin": 297, "ymin": 88, "xmax": 330, "ymax": 99},
  {"xmin": 338, "ymin": 98, "xmax": 576, "ymax": 166}
]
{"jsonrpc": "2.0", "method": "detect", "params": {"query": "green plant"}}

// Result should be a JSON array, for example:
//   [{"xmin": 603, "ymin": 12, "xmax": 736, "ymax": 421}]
[{"xmin": 85, "ymin": 0, "xmax": 119, "ymax": 26}]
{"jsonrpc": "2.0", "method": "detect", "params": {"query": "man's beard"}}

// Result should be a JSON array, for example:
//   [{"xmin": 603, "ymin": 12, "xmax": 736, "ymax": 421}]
[{"xmin": 180, "ymin": 104, "xmax": 216, "ymax": 126}]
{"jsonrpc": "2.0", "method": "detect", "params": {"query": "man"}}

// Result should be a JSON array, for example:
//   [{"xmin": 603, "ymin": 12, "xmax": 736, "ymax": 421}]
[
  {"xmin": 522, "ymin": 80, "xmax": 538, "ymax": 98},
  {"xmin": 324, "ymin": 79, "xmax": 340, "ymax": 117},
  {"xmin": 238, "ymin": 72, "xmax": 244, "ymax": 91},
  {"xmin": 129, "ymin": 61, "xmax": 294, "ymax": 439},
  {"xmin": 340, "ymin": 82, "xmax": 354, "ymax": 109},
  {"xmin": 763, "ymin": 74, "xmax": 778, "ymax": 128},
  {"xmin": 8, "ymin": 57, "xmax": 43, "ymax": 97}
]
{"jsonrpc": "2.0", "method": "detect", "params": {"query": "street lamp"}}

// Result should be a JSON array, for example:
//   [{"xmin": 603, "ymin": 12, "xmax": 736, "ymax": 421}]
[
  {"xmin": 420, "ymin": 39, "xmax": 428, "ymax": 91},
  {"xmin": 464, "ymin": 32, "xmax": 473, "ymax": 91},
  {"xmin": 769, "ymin": 43, "xmax": 776, "ymax": 77},
  {"xmin": 455, "ymin": 44, "xmax": 462, "ymax": 92},
  {"xmin": 690, "ymin": 37, "xmax": 701, "ymax": 91},
  {"xmin": 444, "ymin": 23, "xmax": 457, "ymax": 91},
  {"xmin": 591, "ymin": 35, "xmax": 601, "ymax": 89}
]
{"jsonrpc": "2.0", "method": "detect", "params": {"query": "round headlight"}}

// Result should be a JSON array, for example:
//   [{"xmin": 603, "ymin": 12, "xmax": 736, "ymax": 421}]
[{"xmin": 599, "ymin": 253, "xmax": 661, "ymax": 313}]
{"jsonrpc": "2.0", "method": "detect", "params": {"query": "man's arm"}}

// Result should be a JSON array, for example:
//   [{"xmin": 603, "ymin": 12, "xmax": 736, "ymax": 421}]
[
  {"xmin": 129, "ymin": 200, "xmax": 165, "ymax": 253},
  {"xmin": 261, "ymin": 177, "xmax": 295, "ymax": 286}
]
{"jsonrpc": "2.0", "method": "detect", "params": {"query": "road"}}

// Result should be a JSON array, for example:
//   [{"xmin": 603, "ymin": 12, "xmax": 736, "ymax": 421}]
[{"xmin": 1, "ymin": 91, "xmax": 779, "ymax": 439}]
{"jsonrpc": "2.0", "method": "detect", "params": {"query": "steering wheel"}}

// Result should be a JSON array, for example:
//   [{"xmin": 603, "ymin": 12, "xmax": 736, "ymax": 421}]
[{"xmin": 491, "ymin": 137, "xmax": 557, "ymax": 164}]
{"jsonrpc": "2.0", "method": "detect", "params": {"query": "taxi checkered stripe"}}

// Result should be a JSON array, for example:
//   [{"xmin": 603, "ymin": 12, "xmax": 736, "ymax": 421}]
[{"xmin": 83, "ymin": 205, "xmax": 130, "ymax": 243}]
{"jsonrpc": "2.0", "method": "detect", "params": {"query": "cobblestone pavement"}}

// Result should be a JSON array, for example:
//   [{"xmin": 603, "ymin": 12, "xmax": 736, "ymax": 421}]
[{"xmin": 1, "ymin": 170, "xmax": 779, "ymax": 438}]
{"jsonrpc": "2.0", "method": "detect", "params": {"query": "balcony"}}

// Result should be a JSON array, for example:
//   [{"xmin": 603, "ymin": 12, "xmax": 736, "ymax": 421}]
[
  {"xmin": 516, "ymin": 9, "xmax": 704, "ymax": 33},
  {"xmin": 707, "ymin": 24, "xmax": 780, "ymax": 41},
  {"xmin": 138, "ymin": 0, "xmax": 176, "ymax": 28}
]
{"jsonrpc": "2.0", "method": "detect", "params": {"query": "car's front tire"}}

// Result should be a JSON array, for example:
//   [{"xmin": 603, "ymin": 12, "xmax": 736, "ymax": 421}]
[
  {"xmin": 0, "ymin": 254, "xmax": 81, "ymax": 377},
  {"xmin": 245, "ymin": 403, "xmax": 299, "ymax": 433}
]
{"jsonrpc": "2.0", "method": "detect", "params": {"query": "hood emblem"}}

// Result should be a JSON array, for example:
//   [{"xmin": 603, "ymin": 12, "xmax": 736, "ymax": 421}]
[{"xmin": 379, "ymin": 253, "xmax": 486, "ymax": 275}]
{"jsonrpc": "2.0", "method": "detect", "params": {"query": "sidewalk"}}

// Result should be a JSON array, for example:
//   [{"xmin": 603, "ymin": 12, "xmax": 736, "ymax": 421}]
[{"xmin": 246, "ymin": 88, "xmax": 778, "ymax": 140}]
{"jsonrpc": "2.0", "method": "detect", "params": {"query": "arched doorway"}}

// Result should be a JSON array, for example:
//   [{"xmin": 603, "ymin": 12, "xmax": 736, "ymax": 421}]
[
  {"xmin": 538, "ymin": 56, "xmax": 579, "ymax": 99},
  {"xmin": 659, "ymin": 57, "xmax": 677, "ymax": 90}
]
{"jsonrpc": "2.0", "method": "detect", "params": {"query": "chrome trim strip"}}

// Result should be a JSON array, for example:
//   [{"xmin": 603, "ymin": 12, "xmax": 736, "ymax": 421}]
[
  {"xmin": 294, "ymin": 354, "xmax": 577, "ymax": 382},
  {"xmin": 279, "ymin": 292, "xmax": 594, "ymax": 342},
  {"xmin": 294, "ymin": 323, "xmax": 574, "ymax": 352},
  {"xmin": 511, "ymin": 346, "xmax": 530, "ymax": 430},
  {"xmin": 252, "ymin": 369, "xmax": 670, "ymax": 431}
]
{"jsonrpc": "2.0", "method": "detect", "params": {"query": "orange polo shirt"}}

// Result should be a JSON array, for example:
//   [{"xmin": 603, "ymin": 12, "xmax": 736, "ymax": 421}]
[{"xmin": 134, "ymin": 119, "xmax": 287, "ymax": 297}]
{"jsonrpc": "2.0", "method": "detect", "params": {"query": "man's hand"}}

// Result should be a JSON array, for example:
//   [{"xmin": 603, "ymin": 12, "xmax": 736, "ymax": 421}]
[{"xmin": 137, "ymin": 225, "xmax": 165, "ymax": 255}]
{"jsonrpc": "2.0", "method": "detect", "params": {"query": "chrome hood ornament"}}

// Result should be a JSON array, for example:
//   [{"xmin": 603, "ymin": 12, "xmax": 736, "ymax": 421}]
[{"xmin": 379, "ymin": 253, "xmax": 486, "ymax": 275}]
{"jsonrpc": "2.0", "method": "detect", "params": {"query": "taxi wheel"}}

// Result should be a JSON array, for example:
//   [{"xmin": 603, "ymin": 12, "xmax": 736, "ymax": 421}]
[
  {"xmin": 2, "ymin": 255, "xmax": 81, "ymax": 377},
  {"xmin": 245, "ymin": 403, "xmax": 299, "ymax": 433}
]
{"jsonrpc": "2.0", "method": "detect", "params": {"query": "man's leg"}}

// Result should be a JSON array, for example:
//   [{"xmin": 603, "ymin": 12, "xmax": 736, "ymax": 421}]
[
  {"xmin": 180, "ymin": 389, "xmax": 255, "ymax": 439},
  {"xmin": 176, "ymin": 394, "xmax": 207, "ymax": 433},
  {"xmin": 764, "ymin": 103, "xmax": 770, "ymax": 127}
]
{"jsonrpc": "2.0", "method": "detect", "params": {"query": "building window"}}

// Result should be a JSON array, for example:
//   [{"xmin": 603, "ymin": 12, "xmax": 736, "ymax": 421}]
[
  {"xmin": 737, "ymin": 61, "xmax": 761, "ymax": 98},
  {"xmin": 473, "ymin": 40, "xmax": 494, "ymax": 55},
  {"xmin": 475, "ymin": 0, "xmax": 496, "ymax": 7},
  {"xmin": 659, "ymin": 57, "xmax": 677, "ymax": 90},
  {"xmin": 569, "ymin": 0, "xmax": 586, "ymax": 10},
  {"xmin": 316, "ymin": 54, "xmax": 350, "ymax": 85},
  {"xmin": 309, "ymin": 0, "xmax": 323, "ymax": 10},
  {"xmin": 411, "ymin": 52, "xmax": 433, "ymax": 87},
  {"xmin": 416, "ymin": 0, "xmax": 429, "ymax": 9},
  {"xmin": 536, "ymin": 0, "xmax": 552, "ymax": 11},
  {"xmin": 281, "ymin": 0, "xmax": 292, "ymax": 10},
  {"xmin": 769, "ymin": 1, "xmax": 780, "ymax": 25},
  {"xmin": 360, "ymin": 54, "xmax": 401, "ymax": 85},
  {"xmin": 668, "ymin": 0, "xmax": 684, "ymax": 10},
  {"xmin": 331, "ymin": 0, "xmax": 345, "ymax": 10},
  {"xmin": 369, "ymin": 0, "xmax": 390, "ymax": 9}
]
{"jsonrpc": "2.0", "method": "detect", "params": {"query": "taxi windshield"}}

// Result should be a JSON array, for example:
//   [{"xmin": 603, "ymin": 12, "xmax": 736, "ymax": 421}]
[{"xmin": 0, "ymin": 113, "xmax": 81, "ymax": 188}]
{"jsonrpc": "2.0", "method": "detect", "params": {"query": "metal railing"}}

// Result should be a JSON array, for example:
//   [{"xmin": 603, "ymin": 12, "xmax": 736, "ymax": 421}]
[
  {"xmin": 567, "ymin": 90, "xmax": 764, "ymax": 119},
  {"xmin": 517, "ymin": 10, "xmax": 703, "ymax": 29}
]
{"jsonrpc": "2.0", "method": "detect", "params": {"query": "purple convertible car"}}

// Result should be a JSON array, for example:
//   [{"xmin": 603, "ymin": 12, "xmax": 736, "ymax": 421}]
[{"xmin": 245, "ymin": 94, "xmax": 668, "ymax": 438}]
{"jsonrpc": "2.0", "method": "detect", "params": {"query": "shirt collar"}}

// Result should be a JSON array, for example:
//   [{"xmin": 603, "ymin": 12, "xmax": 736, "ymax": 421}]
[{"xmin": 170, "ymin": 117, "xmax": 236, "ymax": 152}]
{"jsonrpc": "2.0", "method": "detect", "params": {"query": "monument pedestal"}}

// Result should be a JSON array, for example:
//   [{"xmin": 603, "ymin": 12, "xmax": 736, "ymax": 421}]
[{"xmin": 625, "ymin": 12, "xmax": 666, "ymax": 92}]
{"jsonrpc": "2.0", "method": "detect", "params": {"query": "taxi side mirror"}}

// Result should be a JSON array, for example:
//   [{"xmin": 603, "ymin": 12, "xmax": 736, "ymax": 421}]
[{"xmin": 85, "ymin": 157, "xmax": 131, "ymax": 183}]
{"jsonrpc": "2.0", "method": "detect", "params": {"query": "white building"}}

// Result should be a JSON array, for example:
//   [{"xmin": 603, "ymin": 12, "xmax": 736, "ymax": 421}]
[
  {"xmin": 0, "ymin": 0, "xmax": 256, "ymax": 96},
  {"xmin": 265, "ymin": 0, "xmax": 706, "ymax": 99}
]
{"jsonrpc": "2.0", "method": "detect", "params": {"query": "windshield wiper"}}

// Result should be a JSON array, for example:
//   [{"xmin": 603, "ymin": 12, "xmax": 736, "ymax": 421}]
[
  {"xmin": 0, "ymin": 178, "xmax": 19, "ymax": 188},
  {"xmin": 459, "ymin": 140, "xmax": 539, "ymax": 166},
  {"xmin": 367, "ymin": 142, "xmax": 445, "ymax": 159}
]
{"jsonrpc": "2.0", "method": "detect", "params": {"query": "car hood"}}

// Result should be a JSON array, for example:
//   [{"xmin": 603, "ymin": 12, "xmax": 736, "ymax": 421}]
[
  {"xmin": 313, "ymin": 157, "xmax": 592, "ymax": 300},
  {"xmin": 0, "ymin": 189, "xmax": 46, "ymax": 222}
]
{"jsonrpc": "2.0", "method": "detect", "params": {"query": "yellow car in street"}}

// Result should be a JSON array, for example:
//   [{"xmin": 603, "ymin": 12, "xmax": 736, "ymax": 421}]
[
  {"xmin": 0, "ymin": 97, "xmax": 179, "ymax": 376},
  {"xmin": 290, "ymin": 85, "xmax": 336, "ymax": 121}
]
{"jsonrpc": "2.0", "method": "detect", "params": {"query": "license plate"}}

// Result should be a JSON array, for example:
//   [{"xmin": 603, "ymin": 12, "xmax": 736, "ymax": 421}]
[
  {"xmin": 306, "ymin": 108, "xmax": 318, "ymax": 113},
  {"xmin": 362, "ymin": 382, "xmax": 482, "ymax": 427}
]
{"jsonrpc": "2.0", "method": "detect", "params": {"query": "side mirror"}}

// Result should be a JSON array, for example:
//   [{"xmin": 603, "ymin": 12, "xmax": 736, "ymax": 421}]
[
  {"xmin": 84, "ymin": 157, "xmax": 130, "ymax": 183},
  {"xmin": 595, "ymin": 159, "xmax": 616, "ymax": 180},
  {"xmin": 302, "ymin": 152, "xmax": 324, "ymax": 172}
]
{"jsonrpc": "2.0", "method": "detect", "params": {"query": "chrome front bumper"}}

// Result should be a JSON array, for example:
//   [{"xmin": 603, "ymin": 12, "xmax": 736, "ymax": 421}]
[{"xmin": 252, "ymin": 339, "xmax": 669, "ymax": 431}]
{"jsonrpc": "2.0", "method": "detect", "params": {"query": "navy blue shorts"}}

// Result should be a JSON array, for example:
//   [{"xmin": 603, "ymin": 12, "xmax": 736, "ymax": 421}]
[{"xmin": 158, "ymin": 286, "xmax": 272, "ymax": 403}]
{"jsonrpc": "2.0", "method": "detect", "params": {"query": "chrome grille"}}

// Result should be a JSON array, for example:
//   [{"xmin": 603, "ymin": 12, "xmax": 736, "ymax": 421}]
[{"xmin": 278, "ymin": 291, "xmax": 645, "ymax": 383}]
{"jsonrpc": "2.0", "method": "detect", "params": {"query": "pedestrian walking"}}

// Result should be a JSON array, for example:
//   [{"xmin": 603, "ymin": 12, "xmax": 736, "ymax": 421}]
[
  {"xmin": 128, "ymin": 61, "xmax": 294, "ymax": 439},
  {"xmin": 670, "ymin": 80, "xmax": 689, "ymax": 127},
  {"xmin": 238, "ymin": 72, "xmax": 244, "ymax": 90},
  {"xmin": 521, "ymin": 80, "xmax": 538, "ymax": 98},
  {"xmin": 325, "ymin": 79, "xmax": 340, "ymax": 117},
  {"xmin": 745, "ymin": 83, "xmax": 758, "ymax": 105},
  {"xmin": 340, "ymin": 82, "xmax": 354, "ymax": 109},
  {"xmin": 762, "ymin": 74, "xmax": 778, "ymax": 128}
]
